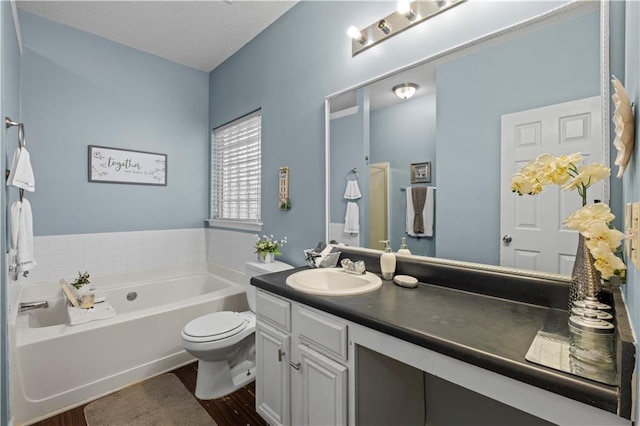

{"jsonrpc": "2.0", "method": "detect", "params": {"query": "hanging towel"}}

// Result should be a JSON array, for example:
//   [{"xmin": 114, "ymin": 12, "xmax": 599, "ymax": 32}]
[
  {"xmin": 6, "ymin": 145, "xmax": 35, "ymax": 192},
  {"xmin": 406, "ymin": 186, "xmax": 434, "ymax": 237},
  {"xmin": 344, "ymin": 201, "xmax": 360, "ymax": 234},
  {"xmin": 411, "ymin": 187, "xmax": 427, "ymax": 234},
  {"xmin": 11, "ymin": 198, "xmax": 36, "ymax": 273},
  {"xmin": 343, "ymin": 180, "xmax": 362, "ymax": 200}
]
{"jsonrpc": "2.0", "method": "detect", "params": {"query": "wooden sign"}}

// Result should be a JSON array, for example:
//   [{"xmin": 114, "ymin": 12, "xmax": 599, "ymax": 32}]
[{"xmin": 279, "ymin": 166, "xmax": 291, "ymax": 210}]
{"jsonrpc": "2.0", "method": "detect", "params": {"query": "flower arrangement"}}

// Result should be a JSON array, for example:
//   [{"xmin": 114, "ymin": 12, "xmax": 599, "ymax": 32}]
[
  {"xmin": 511, "ymin": 153, "xmax": 626, "ymax": 280},
  {"xmin": 255, "ymin": 234, "xmax": 287, "ymax": 256}
]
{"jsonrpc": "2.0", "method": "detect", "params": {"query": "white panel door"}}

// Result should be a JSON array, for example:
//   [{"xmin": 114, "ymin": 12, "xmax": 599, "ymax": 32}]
[
  {"xmin": 256, "ymin": 323, "xmax": 291, "ymax": 426},
  {"xmin": 298, "ymin": 345, "xmax": 348, "ymax": 426},
  {"xmin": 500, "ymin": 96, "xmax": 602, "ymax": 274}
]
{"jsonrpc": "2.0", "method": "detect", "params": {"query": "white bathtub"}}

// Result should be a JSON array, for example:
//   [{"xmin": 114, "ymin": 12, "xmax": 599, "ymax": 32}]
[{"xmin": 10, "ymin": 263, "xmax": 249, "ymax": 425}]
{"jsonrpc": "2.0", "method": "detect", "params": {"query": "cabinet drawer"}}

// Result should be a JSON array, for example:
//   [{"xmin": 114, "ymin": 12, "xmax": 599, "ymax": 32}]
[
  {"xmin": 257, "ymin": 290, "xmax": 291, "ymax": 331},
  {"xmin": 298, "ymin": 307, "xmax": 348, "ymax": 361}
]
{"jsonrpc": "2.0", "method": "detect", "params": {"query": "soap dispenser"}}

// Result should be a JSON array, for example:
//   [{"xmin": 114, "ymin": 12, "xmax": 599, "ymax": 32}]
[
  {"xmin": 397, "ymin": 237, "xmax": 411, "ymax": 256},
  {"xmin": 379, "ymin": 240, "xmax": 396, "ymax": 280}
]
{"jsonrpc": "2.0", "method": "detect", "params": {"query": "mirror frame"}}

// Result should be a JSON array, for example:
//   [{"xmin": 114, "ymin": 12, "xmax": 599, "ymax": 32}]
[{"xmin": 324, "ymin": 0, "xmax": 610, "ymax": 282}]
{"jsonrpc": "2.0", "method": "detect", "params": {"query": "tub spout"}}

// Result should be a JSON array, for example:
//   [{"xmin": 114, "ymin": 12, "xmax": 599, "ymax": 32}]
[{"xmin": 18, "ymin": 300, "xmax": 49, "ymax": 313}]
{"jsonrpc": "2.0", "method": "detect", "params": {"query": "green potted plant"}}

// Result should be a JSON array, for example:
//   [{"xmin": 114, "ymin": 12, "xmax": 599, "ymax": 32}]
[{"xmin": 254, "ymin": 235, "xmax": 287, "ymax": 263}]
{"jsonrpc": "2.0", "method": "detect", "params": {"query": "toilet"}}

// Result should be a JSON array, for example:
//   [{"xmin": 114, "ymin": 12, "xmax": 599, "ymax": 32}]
[{"xmin": 181, "ymin": 260, "xmax": 293, "ymax": 400}]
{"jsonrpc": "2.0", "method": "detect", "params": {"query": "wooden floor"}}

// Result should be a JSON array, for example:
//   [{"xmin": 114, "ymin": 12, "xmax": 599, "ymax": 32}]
[{"xmin": 32, "ymin": 362, "xmax": 267, "ymax": 426}]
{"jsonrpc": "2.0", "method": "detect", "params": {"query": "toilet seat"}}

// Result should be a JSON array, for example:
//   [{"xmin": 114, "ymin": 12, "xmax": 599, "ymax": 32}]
[{"xmin": 183, "ymin": 311, "xmax": 248, "ymax": 343}]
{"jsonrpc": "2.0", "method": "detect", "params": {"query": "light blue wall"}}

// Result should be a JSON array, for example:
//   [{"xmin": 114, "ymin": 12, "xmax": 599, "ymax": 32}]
[
  {"xmin": 1, "ymin": 1, "xmax": 21, "ymax": 423},
  {"xmin": 370, "ymin": 94, "xmax": 436, "ymax": 256},
  {"xmin": 435, "ymin": 9, "xmax": 603, "ymax": 265},
  {"xmin": 19, "ymin": 12, "xmax": 210, "ymax": 236},
  {"xmin": 209, "ymin": 0, "xmax": 571, "ymax": 266},
  {"xmin": 623, "ymin": 0, "xmax": 640, "ymax": 416}
]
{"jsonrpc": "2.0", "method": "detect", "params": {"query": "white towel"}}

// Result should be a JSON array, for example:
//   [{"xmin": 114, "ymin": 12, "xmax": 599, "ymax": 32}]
[
  {"xmin": 6, "ymin": 146, "xmax": 35, "ymax": 192},
  {"xmin": 406, "ymin": 187, "xmax": 434, "ymax": 237},
  {"xmin": 344, "ymin": 201, "xmax": 359, "ymax": 234},
  {"xmin": 10, "ymin": 198, "xmax": 36, "ymax": 273},
  {"xmin": 67, "ymin": 301, "xmax": 116, "ymax": 326},
  {"xmin": 343, "ymin": 180, "xmax": 362, "ymax": 200}
]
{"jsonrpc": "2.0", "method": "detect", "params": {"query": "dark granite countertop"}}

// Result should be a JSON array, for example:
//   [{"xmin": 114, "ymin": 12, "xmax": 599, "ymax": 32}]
[{"xmin": 251, "ymin": 263, "xmax": 632, "ymax": 418}]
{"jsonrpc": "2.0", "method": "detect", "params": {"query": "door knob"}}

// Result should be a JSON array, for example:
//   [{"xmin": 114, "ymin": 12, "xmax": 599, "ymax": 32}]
[{"xmin": 502, "ymin": 235, "xmax": 512, "ymax": 244}]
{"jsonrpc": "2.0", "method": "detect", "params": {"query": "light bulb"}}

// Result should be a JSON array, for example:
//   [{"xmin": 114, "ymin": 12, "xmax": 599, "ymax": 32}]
[
  {"xmin": 397, "ymin": 0, "xmax": 410, "ymax": 14},
  {"xmin": 347, "ymin": 26, "xmax": 367, "ymax": 44},
  {"xmin": 397, "ymin": 0, "xmax": 416, "ymax": 21}
]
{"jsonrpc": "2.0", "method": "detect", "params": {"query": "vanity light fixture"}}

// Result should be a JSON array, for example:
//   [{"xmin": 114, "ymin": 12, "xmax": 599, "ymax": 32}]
[
  {"xmin": 393, "ymin": 83, "xmax": 419, "ymax": 100},
  {"xmin": 347, "ymin": 26, "xmax": 367, "ymax": 44},
  {"xmin": 349, "ymin": 0, "xmax": 465, "ymax": 56}
]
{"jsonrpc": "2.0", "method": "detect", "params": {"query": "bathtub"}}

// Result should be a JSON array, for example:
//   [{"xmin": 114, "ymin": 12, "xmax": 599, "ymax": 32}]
[{"xmin": 10, "ymin": 263, "xmax": 249, "ymax": 425}]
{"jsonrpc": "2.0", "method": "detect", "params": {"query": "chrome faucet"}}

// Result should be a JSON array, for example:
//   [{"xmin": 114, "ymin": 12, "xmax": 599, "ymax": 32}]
[{"xmin": 18, "ymin": 300, "xmax": 49, "ymax": 313}]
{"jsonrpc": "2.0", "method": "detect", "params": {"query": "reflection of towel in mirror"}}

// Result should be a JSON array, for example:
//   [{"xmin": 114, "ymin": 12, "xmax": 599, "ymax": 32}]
[
  {"xmin": 6, "ymin": 146, "xmax": 35, "ymax": 192},
  {"xmin": 412, "ymin": 187, "xmax": 427, "ymax": 233},
  {"xmin": 344, "ymin": 201, "xmax": 359, "ymax": 234},
  {"xmin": 343, "ymin": 180, "xmax": 362, "ymax": 200},
  {"xmin": 10, "ymin": 198, "xmax": 36, "ymax": 273},
  {"xmin": 406, "ymin": 187, "xmax": 434, "ymax": 237}
]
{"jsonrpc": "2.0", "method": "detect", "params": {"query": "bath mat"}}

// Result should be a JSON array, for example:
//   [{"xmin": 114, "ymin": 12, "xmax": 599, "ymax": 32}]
[{"xmin": 84, "ymin": 373, "xmax": 217, "ymax": 426}]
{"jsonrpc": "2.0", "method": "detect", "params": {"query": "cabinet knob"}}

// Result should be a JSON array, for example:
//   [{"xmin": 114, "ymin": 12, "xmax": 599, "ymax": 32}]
[{"xmin": 278, "ymin": 349, "xmax": 286, "ymax": 362}]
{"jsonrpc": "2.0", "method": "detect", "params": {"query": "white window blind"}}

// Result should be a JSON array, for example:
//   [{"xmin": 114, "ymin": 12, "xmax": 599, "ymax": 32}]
[{"xmin": 212, "ymin": 110, "xmax": 262, "ymax": 223}]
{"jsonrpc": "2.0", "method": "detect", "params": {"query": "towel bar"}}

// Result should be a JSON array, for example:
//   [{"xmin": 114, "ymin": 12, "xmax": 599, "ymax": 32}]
[{"xmin": 400, "ymin": 186, "xmax": 437, "ymax": 191}]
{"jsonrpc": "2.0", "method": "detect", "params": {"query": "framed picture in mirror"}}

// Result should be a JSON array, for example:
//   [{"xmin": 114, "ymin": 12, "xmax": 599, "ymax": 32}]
[{"xmin": 410, "ymin": 162, "xmax": 431, "ymax": 184}]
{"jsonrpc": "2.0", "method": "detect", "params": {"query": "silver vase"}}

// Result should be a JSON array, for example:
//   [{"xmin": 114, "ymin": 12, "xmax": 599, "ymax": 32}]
[{"xmin": 569, "ymin": 234, "xmax": 601, "ymax": 310}]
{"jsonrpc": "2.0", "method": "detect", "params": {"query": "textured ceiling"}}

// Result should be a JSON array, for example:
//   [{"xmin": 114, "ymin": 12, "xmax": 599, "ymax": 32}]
[{"xmin": 17, "ymin": 0, "xmax": 298, "ymax": 72}]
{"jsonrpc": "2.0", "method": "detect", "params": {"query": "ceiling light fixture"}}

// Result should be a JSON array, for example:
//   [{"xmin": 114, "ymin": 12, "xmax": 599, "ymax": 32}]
[
  {"xmin": 348, "ymin": 0, "xmax": 465, "ymax": 56},
  {"xmin": 393, "ymin": 83, "xmax": 419, "ymax": 100},
  {"xmin": 347, "ymin": 26, "xmax": 367, "ymax": 44}
]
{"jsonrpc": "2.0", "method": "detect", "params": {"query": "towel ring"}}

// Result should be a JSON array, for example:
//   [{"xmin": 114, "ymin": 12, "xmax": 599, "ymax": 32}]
[
  {"xmin": 5, "ymin": 116, "xmax": 25, "ymax": 148},
  {"xmin": 18, "ymin": 125, "xmax": 25, "ymax": 148}
]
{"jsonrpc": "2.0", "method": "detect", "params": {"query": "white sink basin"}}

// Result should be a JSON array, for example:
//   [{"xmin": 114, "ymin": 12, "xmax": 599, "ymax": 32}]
[{"xmin": 285, "ymin": 268, "xmax": 382, "ymax": 296}]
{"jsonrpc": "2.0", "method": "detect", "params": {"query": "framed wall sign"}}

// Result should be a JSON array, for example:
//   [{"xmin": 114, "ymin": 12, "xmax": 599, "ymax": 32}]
[
  {"xmin": 88, "ymin": 145, "xmax": 167, "ymax": 186},
  {"xmin": 410, "ymin": 161, "xmax": 431, "ymax": 184}
]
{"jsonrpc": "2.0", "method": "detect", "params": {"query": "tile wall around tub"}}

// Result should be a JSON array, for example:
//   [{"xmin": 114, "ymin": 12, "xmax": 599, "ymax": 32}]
[
  {"xmin": 206, "ymin": 228, "xmax": 260, "ymax": 273},
  {"xmin": 17, "ymin": 228, "xmax": 207, "ymax": 287}
]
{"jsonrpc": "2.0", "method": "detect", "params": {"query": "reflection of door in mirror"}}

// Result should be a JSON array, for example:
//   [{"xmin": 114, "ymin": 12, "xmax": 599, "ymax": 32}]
[
  {"xmin": 369, "ymin": 163, "xmax": 389, "ymax": 249},
  {"xmin": 500, "ymin": 96, "xmax": 602, "ymax": 275}
]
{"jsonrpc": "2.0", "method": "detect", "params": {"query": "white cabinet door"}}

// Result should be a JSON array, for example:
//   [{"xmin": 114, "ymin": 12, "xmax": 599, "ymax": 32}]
[
  {"xmin": 298, "ymin": 345, "xmax": 348, "ymax": 426},
  {"xmin": 256, "ymin": 323, "xmax": 290, "ymax": 426}
]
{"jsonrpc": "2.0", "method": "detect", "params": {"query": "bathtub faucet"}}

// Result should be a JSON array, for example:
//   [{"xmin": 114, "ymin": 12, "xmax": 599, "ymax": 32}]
[{"xmin": 18, "ymin": 300, "xmax": 49, "ymax": 313}]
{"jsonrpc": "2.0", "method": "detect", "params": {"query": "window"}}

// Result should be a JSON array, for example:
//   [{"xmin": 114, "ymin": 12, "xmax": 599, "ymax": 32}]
[{"xmin": 211, "ymin": 110, "xmax": 262, "ymax": 229}]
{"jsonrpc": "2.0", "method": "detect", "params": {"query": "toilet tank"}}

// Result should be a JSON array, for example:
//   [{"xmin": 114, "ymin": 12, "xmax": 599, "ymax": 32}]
[{"xmin": 245, "ymin": 260, "xmax": 293, "ymax": 312}]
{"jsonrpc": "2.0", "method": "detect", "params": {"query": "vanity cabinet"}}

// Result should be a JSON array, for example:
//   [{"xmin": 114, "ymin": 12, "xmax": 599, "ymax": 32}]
[
  {"xmin": 255, "ymin": 323, "xmax": 290, "ymax": 426},
  {"xmin": 255, "ymin": 289, "xmax": 348, "ymax": 426}
]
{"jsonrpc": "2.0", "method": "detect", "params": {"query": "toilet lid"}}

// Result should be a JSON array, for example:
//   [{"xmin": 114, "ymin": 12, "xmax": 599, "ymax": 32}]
[{"xmin": 183, "ymin": 312, "xmax": 247, "ymax": 341}]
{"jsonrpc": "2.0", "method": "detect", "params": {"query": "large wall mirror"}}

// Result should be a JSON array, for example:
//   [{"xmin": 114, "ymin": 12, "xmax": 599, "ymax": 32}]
[{"xmin": 325, "ymin": 1, "xmax": 614, "ymax": 278}]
